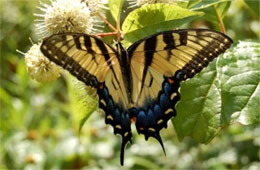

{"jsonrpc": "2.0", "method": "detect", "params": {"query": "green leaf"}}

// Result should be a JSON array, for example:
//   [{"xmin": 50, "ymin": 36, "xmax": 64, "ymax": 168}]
[
  {"xmin": 172, "ymin": 41, "xmax": 260, "ymax": 143},
  {"xmin": 244, "ymin": 0, "xmax": 260, "ymax": 17},
  {"xmin": 109, "ymin": 0, "xmax": 125, "ymax": 22},
  {"xmin": 0, "ymin": 87, "xmax": 13, "ymax": 108},
  {"xmin": 173, "ymin": 60, "xmax": 221, "ymax": 143},
  {"xmin": 190, "ymin": 0, "xmax": 231, "ymax": 24},
  {"xmin": 122, "ymin": 3, "xmax": 204, "ymax": 44},
  {"xmin": 66, "ymin": 74, "xmax": 98, "ymax": 133},
  {"xmin": 217, "ymin": 41, "xmax": 260, "ymax": 125},
  {"xmin": 187, "ymin": 0, "xmax": 201, "ymax": 8},
  {"xmin": 188, "ymin": 0, "xmax": 228, "ymax": 9},
  {"xmin": 176, "ymin": 0, "xmax": 189, "ymax": 8}
]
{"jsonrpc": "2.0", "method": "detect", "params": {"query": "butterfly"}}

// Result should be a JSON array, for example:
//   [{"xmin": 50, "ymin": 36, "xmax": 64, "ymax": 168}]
[{"xmin": 41, "ymin": 29, "xmax": 233, "ymax": 165}]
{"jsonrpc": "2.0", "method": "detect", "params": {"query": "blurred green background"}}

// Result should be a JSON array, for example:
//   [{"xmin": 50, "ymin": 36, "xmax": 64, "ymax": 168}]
[{"xmin": 0, "ymin": 0, "xmax": 259, "ymax": 169}]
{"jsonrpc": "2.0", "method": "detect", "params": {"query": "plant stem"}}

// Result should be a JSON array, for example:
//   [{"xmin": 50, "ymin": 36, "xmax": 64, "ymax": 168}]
[
  {"xmin": 214, "ymin": 5, "xmax": 226, "ymax": 34},
  {"xmin": 95, "ymin": 32, "xmax": 118, "ymax": 37},
  {"xmin": 96, "ymin": 12, "xmax": 118, "ymax": 33}
]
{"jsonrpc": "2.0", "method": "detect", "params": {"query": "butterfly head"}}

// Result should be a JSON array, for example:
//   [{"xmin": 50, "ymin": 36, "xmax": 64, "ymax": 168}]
[
  {"xmin": 115, "ymin": 42, "xmax": 126, "ymax": 55},
  {"xmin": 115, "ymin": 42, "xmax": 129, "ymax": 64}
]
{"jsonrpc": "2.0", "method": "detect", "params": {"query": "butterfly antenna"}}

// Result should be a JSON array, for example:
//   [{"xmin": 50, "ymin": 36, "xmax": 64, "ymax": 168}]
[{"xmin": 155, "ymin": 133, "xmax": 166, "ymax": 156}]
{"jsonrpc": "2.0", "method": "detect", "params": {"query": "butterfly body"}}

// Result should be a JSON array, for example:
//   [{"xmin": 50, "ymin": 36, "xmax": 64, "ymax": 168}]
[
  {"xmin": 114, "ymin": 42, "xmax": 132, "ymax": 104},
  {"xmin": 41, "ymin": 29, "xmax": 232, "ymax": 165}
]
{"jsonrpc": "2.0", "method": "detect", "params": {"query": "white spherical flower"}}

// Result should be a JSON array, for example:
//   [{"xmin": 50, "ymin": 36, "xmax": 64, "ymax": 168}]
[
  {"xmin": 35, "ymin": 0, "xmax": 94, "ymax": 37},
  {"xmin": 84, "ymin": 0, "xmax": 108, "ymax": 15},
  {"xmin": 25, "ymin": 43, "xmax": 62, "ymax": 83}
]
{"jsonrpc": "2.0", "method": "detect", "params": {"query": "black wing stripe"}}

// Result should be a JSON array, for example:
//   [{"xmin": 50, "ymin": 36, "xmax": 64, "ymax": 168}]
[
  {"xmin": 83, "ymin": 36, "xmax": 97, "ymax": 56},
  {"xmin": 179, "ymin": 31, "xmax": 188, "ymax": 45},
  {"xmin": 94, "ymin": 39, "xmax": 121, "ymax": 86},
  {"xmin": 163, "ymin": 33, "xmax": 175, "ymax": 50},
  {"xmin": 163, "ymin": 33, "xmax": 176, "ymax": 61},
  {"xmin": 137, "ymin": 36, "xmax": 157, "ymax": 102},
  {"xmin": 74, "ymin": 35, "xmax": 81, "ymax": 49},
  {"xmin": 144, "ymin": 36, "xmax": 157, "ymax": 67},
  {"xmin": 95, "ymin": 38, "xmax": 112, "ymax": 67},
  {"xmin": 84, "ymin": 35, "xmax": 92, "ymax": 47}
]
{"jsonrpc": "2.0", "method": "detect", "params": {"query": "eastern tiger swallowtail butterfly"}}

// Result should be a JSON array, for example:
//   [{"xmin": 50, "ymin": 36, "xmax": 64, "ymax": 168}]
[{"xmin": 41, "ymin": 29, "xmax": 232, "ymax": 165}]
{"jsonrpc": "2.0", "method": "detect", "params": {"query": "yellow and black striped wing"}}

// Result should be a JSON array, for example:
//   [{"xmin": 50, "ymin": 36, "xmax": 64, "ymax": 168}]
[
  {"xmin": 41, "ymin": 33, "xmax": 130, "ymax": 109},
  {"xmin": 128, "ymin": 29, "xmax": 233, "ymax": 107}
]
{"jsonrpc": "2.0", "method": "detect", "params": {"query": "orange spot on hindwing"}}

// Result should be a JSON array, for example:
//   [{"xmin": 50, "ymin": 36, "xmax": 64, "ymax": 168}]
[
  {"xmin": 99, "ymin": 83, "xmax": 104, "ymax": 89},
  {"xmin": 130, "ymin": 117, "xmax": 137, "ymax": 123},
  {"xmin": 168, "ymin": 78, "xmax": 174, "ymax": 84}
]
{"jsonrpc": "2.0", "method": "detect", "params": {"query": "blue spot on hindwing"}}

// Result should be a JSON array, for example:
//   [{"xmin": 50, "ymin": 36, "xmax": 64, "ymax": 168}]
[
  {"xmin": 163, "ymin": 82, "xmax": 172, "ymax": 95},
  {"xmin": 153, "ymin": 104, "xmax": 163, "ymax": 120},
  {"xmin": 114, "ymin": 108, "xmax": 121, "ymax": 122},
  {"xmin": 137, "ymin": 111, "xmax": 149, "ymax": 128},
  {"xmin": 107, "ymin": 99, "xmax": 114, "ymax": 113},
  {"xmin": 159, "ymin": 93, "xmax": 170, "ymax": 109},
  {"xmin": 147, "ymin": 109, "xmax": 155, "ymax": 125},
  {"xmin": 122, "ymin": 113, "xmax": 130, "ymax": 129},
  {"xmin": 175, "ymin": 70, "xmax": 184, "ymax": 80},
  {"xmin": 102, "ymin": 87, "xmax": 109, "ymax": 101}
]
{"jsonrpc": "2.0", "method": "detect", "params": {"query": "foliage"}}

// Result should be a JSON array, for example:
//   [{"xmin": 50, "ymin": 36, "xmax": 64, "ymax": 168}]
[
  {"xmin": 0, "ymin": 0, "xmax": 259, "ymax": 169},
  {"xmin": 173, "ymin": 41, "xmax": 260, "ymax": 143},
  {"xmin": 122, "ymin": 3, "xmax": 203, "ymax": 44}
]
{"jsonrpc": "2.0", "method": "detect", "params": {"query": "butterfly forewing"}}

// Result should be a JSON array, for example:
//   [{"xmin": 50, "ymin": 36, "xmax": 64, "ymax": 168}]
[{"xmin": 41, "ymin": 33, "xmax": 130, "ymax": 109}]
